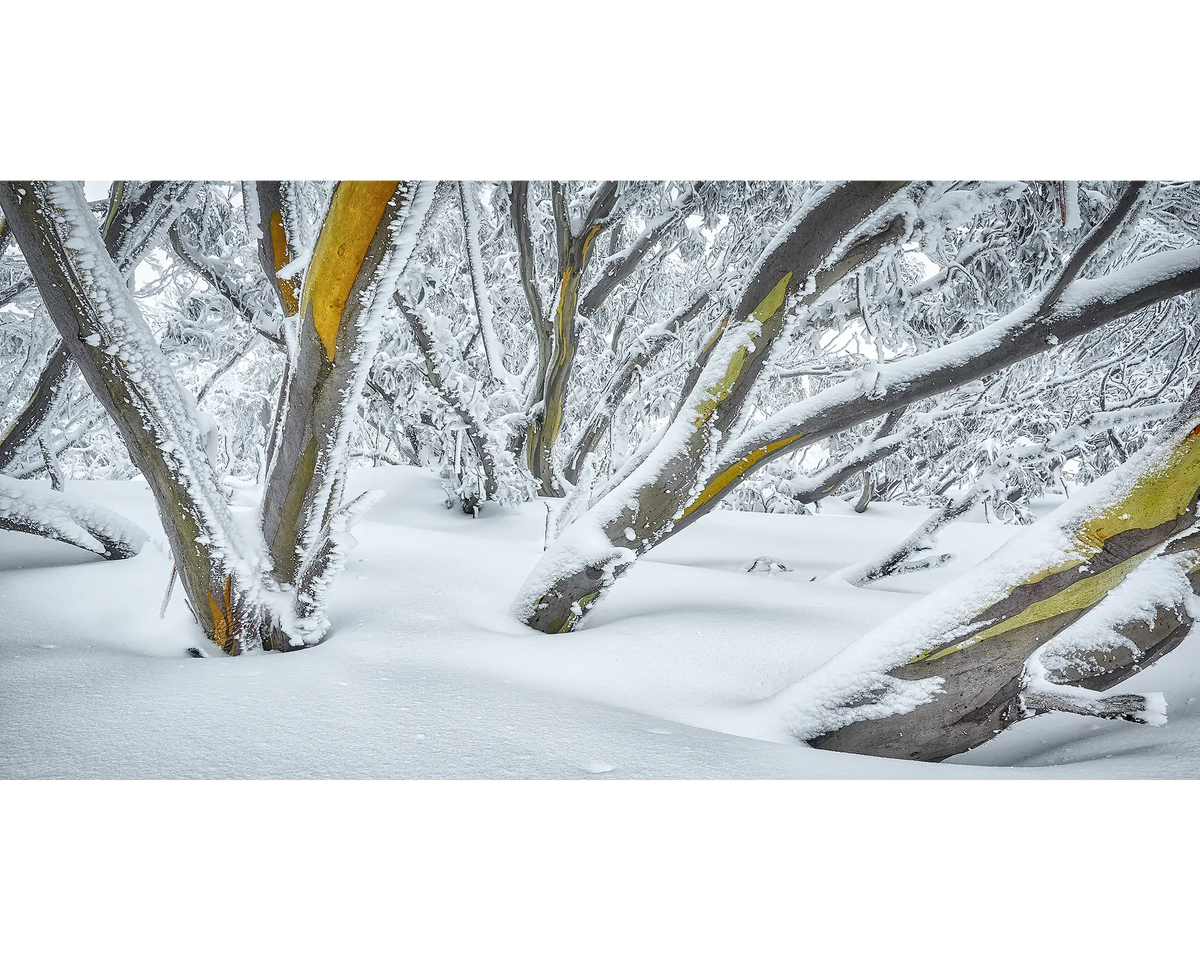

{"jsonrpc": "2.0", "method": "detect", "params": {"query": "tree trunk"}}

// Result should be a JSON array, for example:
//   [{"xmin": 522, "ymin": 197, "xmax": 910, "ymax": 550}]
[
  {"xmin": 523, "ymin": 182, "xmax": 620, "ymax": 496},
  {"xmin": 512, "ymin": 181, "xmax": 910, "ymax": 632},
  {"xmin": 1, "ymin": 180, "xmax": 432, "ymax": 655},
  {"xmin": 0, "ymin": 182, "xmax": 193, "ymax": 474},
  {"xmin": 257, "ymin": 180, "xmax": 436, "ymax": 646},
  {"xmin": 790, "ymin": 383, "xmax": 1200, "ymax": 761},
  {"xmin": 1, "ymin": 180, "xmax": 279, "ymax": 652}
]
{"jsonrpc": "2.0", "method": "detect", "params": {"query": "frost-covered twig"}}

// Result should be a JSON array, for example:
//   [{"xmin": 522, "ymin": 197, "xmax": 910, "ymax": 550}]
[
  {"xmin": 845, "ymin": 403, "xmax": 1178, "ymax": 587},
  {"xmin": 394, "ymin": 293, "xmax": 502, "ymax": 503},
  {"xmin": 563, "ymin": 287, "xmax": 713, "ymax": 486},
  {"xmin": 458, "ymin": 181, "xmax": 515, "ymax": 388},
  {"xmin": 168, "ymin": 219, "xmax": 284, "ymax": 346},
  {"xmin": 701, "ymin": 228, "xmax": 1200, "ymax": 530},
  {"xmin": 292, "ymin": 489, "xmax": 383, "ymax": 642}
]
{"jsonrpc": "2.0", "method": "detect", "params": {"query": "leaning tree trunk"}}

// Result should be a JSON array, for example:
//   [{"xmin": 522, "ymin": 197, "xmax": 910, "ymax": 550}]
[
  {"xmin": 782, "ymin": 381, "xmax": 1200, "ymax": 762},
  {"xmin": 0, "ymin": 180, "xmax": 282, "ymax": 652},
  {"xmin": 511, "ymin": 180, "xmax": 912, "ymax": 632},
  {"xmin": 513, "ymin": 181, "xmax": 1200, "ymax": 634}
]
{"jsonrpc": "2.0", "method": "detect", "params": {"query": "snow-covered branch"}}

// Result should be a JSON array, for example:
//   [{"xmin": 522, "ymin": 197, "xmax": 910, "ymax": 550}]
[{"xmin": 0, "ymin": 474, "xmax": 147, "ymax": 559}]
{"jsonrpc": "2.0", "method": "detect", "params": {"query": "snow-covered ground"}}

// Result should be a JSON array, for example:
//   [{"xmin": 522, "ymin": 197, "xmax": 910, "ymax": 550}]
[{"xmin": 3, "ymin": 466, "xmax": 1200, "ymax": 778}]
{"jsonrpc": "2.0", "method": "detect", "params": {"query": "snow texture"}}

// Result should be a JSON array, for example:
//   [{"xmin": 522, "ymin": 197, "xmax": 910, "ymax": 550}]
[
  {"xmin": 6, "ymin": 469, "xmax": 1200, "ymax": 778},
  {"xmin": 0, "ymin": 474, "xmax": 148, "ymax": 558}
]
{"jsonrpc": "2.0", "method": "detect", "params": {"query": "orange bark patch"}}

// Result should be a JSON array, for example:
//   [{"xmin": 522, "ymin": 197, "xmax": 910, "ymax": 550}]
[
  {"xmin": 301, "ymin": 181, "xmax": 401, "ymax": 361},
  {"xmin": 269, "ymin": 211, "xmax": 299, "ymax": 316}
]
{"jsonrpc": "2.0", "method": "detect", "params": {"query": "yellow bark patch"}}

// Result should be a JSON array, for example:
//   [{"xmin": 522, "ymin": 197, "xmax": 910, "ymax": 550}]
[
  {"xmin": 700, "ymin": 316, "xmax": 731, "ymax": 354},
  {"xmin": 681, "ymin": 435, "xmax": 801, "ymax": 521},
  {"xmin": 555, "ymin": 265, "xmax": 575, "ymax": 334},
  {"xmin": 269, "ymin": 211, "xmax": 299, "ymax": 316},
  {"xmin": 206, "ymin": 576, "xmax": 235, "ymax": 655},
  {"xmin": 750, "ymin": 272, "xmax": 794, "ymax": 325},
  {"xmin": 581, "ymin": 222, "xmax": 604, "ymax": 261},
  {"xmin": 691, "ymin": 273, "xmax": 791, "ymax": 426},
  {"xmin": 1080, "ymin": 423, "xmax": 1200, "ymax": 548},
  {"xmin": 301, "ymin": 181, "xmax": 400, "ymax": 361},
  {"xmin": 913, "ymin": 548, "xmax": 1156, "ymax": 663},
  {"xmin": 1023, "ymin": 420, "xmax": 1200, "ymax": 587}
]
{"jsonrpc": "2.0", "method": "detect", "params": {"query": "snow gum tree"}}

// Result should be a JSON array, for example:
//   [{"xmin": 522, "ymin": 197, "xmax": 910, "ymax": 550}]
[
  {"xmin": 5, "ymin": 177, "xmax": 1200, "ymax": 747},
  {"xmin": 514, "ymin": 181, "xmax": 1200, "ymax": 634},
  {"xmin": 363, "ymin": 180, "xmax": 721, "ymax": 512},
  {"xmin": 0, "ymin": 182, "xmax": 191, "ymax": 556},
  {"xmin": 783, "ymin": 381, "xmax": 1200, "ymax": 761},
  {"xmin": 0, "ymin": 180, "xmax": 433, "ymax": 654},
  {"xmin": 512, "ymin": 180, "xmax": 913, "ymax": 631}
]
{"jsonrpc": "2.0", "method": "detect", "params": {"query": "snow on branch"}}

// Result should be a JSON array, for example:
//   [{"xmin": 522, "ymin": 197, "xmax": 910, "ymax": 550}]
[
  {"xmin": 0, "ymin": 474, "xmax": 147, "ymax": 560},
  {"xmin": 291, "ymin": 488, "xmax": 383, "ymax": 643},
  {"xmin": 707, "ymin": 241, "xmax": 1200, "ymax": 505},
  {"xmin": 458, "ymin": 181, "xmax": 515, "ymax": 388}
]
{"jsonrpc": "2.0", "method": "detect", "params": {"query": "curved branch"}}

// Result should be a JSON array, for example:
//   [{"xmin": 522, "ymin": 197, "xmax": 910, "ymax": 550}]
[
  {"xmin": 1, "ymin": 469, "xmax": 147, "ymax": 560},
  {"xmin": 579, "ymin": 186, "xmax": 696, "ymax": 317}
]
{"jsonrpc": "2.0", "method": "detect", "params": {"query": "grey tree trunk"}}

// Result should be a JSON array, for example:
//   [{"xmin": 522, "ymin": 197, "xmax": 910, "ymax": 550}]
[
  {"xmin": 513, "ymin": 181, "xmax": 911, "ymax": 632},
  {"xmin": 799, "ymin": 382, "xmax": 1200, "ymax": 761},
  {"xmin": 1, "ymin": 180, "xmax": 430, "ymax": 655}
]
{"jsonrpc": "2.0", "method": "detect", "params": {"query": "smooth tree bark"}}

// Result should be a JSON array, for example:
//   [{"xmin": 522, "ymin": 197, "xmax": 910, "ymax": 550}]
[
  {"xmin": 0, "ymin": 182, "xmax": 195, "ymax": 474},
  {"xmin": 513, "ymin": 181, "xmax": 1200, "ymax": 633},
  {"xmin": 519, "ymin": 180, "xmax": 620, "ymax": 495},
  {"xmin": 783, "ymin": 381, "xmax": 1200, "ymax": 762},
  {"xmin": 257, "ymin": 180, "xmax": 437, "ymax": 645},
  {"xmin": 0, "ymin": 180, "xmax": 432, "ymax": 655},
  {"xmin": 512, "ymin": 180, "xmax": 912, "ymax": 632}
]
